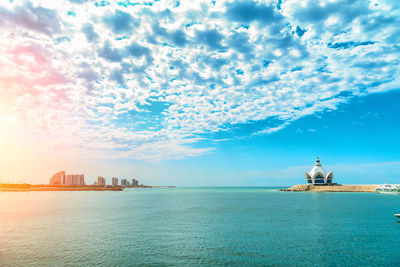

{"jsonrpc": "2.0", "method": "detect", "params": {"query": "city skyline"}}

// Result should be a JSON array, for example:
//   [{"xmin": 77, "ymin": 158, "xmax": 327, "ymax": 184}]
[
  {"xmin": 0, "ymin": 0, "xmax": 400, "ymax": 186},
  {"xmin": 48, "ymin": 171, "xmax": 140, "ymax": 186}
]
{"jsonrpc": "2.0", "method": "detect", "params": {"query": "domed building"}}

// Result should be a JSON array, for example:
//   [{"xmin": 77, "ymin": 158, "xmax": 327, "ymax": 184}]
[{"xmin": 305, "ymin": 158, "xmax": 333, "ymax": 185}]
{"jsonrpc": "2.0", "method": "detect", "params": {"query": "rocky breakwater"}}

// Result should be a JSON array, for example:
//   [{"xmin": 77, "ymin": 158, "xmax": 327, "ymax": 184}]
[{"xmin": 281, "ymin": 184, "xmax": 378, "ymax": 192}]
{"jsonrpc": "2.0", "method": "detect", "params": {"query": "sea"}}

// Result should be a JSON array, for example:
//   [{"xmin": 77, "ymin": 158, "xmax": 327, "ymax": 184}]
[{"xmin": 1, "ymin": 187, "xmax": 400, "ymax": 266}]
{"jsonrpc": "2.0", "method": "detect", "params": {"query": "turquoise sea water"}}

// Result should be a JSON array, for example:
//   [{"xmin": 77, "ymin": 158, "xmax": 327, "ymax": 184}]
[{"xmin": 1, "ymin": 187, "xmax": 400, "ymax": 266}]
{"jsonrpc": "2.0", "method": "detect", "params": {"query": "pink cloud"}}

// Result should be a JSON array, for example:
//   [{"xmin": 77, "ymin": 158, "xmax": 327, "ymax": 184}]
[{"xmin": 3, "ymin": 44, "xmax": 68, "ymax": 88}]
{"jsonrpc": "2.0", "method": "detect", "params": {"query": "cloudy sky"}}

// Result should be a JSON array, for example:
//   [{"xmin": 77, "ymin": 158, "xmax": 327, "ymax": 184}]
[{"xmin": 0, "ymin": 0, "xmax": 400, "ymax": 185}]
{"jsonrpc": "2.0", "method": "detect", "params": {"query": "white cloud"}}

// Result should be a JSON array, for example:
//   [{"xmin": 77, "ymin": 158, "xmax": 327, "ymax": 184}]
[{"xmin": 0, "ymin": 0, "xmax": 399, "ymax": 161}]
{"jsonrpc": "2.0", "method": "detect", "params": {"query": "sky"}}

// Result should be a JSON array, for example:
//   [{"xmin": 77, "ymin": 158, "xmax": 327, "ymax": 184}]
[{"xmin": 0, "ymin": 0, "xmax": 400, "ymax": 186}]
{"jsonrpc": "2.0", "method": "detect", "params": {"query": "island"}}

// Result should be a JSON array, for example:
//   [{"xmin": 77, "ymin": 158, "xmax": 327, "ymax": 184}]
[
  {"xmin": 280, "ymin": 158, "xmax": 379, "ymax": 192},
  {"xmin": 281, "ymin": 184, "xmax": 378, "ymax": 192}
]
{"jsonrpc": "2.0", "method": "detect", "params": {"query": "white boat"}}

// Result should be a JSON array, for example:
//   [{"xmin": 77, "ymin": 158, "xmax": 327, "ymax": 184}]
[
  {"xmin": 394, "ymin": 214, "xmax": 400, "ymax": 218},
  {"xmin": 376, "ymin": 184, "xmax": 400, "ymax": 194}
]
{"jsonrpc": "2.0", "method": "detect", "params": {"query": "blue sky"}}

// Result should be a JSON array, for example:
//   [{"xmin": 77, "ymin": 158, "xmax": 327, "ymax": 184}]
[
  {"xmin": 103, "ymin": 89, "xmax": 400, "ymax": 186},
  {"xmin": 0, "ymin": 0, "xmax": 399, "ymax": 185}
]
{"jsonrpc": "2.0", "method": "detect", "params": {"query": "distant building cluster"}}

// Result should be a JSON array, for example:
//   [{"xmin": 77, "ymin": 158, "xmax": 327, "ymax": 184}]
[
  {"xmin": 49, "ymin": 171, "xmax": 85, "ymax": 185},
  {"xmin": 110, "ymin": 177, "xmax": 140, "ymax": 187},
  {"xmin": 50, "ymin": 171, "xmax": 142, "ymax": 187}
]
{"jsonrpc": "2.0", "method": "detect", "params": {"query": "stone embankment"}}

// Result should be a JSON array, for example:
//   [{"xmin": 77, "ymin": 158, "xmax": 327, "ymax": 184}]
[{"xmin": 281, "ymin": 184, "xmax": 378, "ymax": 192}]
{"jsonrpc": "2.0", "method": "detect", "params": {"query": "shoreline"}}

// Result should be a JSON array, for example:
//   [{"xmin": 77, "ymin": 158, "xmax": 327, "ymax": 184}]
[
  {"xmin": 0, "ymin": 184, "xmax": 379, "ymax": 192},
  {"xmin": 281, "ymin": 184, "xmax": 378, "ymax": 192},
  {"xmin": 0, "ymin": 184, "xmax": 173, "ymax": 192}
]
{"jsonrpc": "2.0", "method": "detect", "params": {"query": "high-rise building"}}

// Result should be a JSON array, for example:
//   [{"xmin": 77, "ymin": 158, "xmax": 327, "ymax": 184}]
[
  {"xmin": 66, "ymin": 174, "xmax": 85, "ymax": 185},
  {"xmin": 50, "ymin": 172, "xmax": 84, "ymax": 185},
  {"xmin": 112, "ymin": 177, "xmax": 118, "ymax": 186},
  {"xmin": 132, "ymin": 179, "xmax": 139, "ymax": 186},
  {"xmin": 66, "ymin": 175, "xmax": 73, "ymax": 185},
  {"xmin": 121, "ymin": 179, "xmax": 127, "ymax": 186},
  {"xmin": 97, "ymin": 176, "xmax": 106, "ymax": 186},
  {"xmin": 72, "ymin": 175, "xmax": 79, "ymax": 185},
  {"xmin": 50, "ymin": 171, "xmax": 66, "ymax": 185},
  {"xmin": 66, "ymin": 175, "xmax": 72, "ymax": 185},
  {"xmin": 76, "ymin": 175, "xmax": 83, "ymax": 185}
]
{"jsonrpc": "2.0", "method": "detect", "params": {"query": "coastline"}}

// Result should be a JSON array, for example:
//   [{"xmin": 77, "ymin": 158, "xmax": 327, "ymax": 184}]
[
  {"xmin": 281, "ymin": 184, "xmax": 378, "ymax": 192},
  {"xmin": 0, "ymin": 184, "xmax": 155, "ymax": 192},
  {"xmin": 0, "ymin": 183, "xmax": 379, "ymax": 192}
]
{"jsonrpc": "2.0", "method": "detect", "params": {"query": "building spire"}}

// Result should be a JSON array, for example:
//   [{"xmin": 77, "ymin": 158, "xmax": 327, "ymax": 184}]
[{"xmin": 315, "ymin": 157, "xmax": 321, "ymax": 166}]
